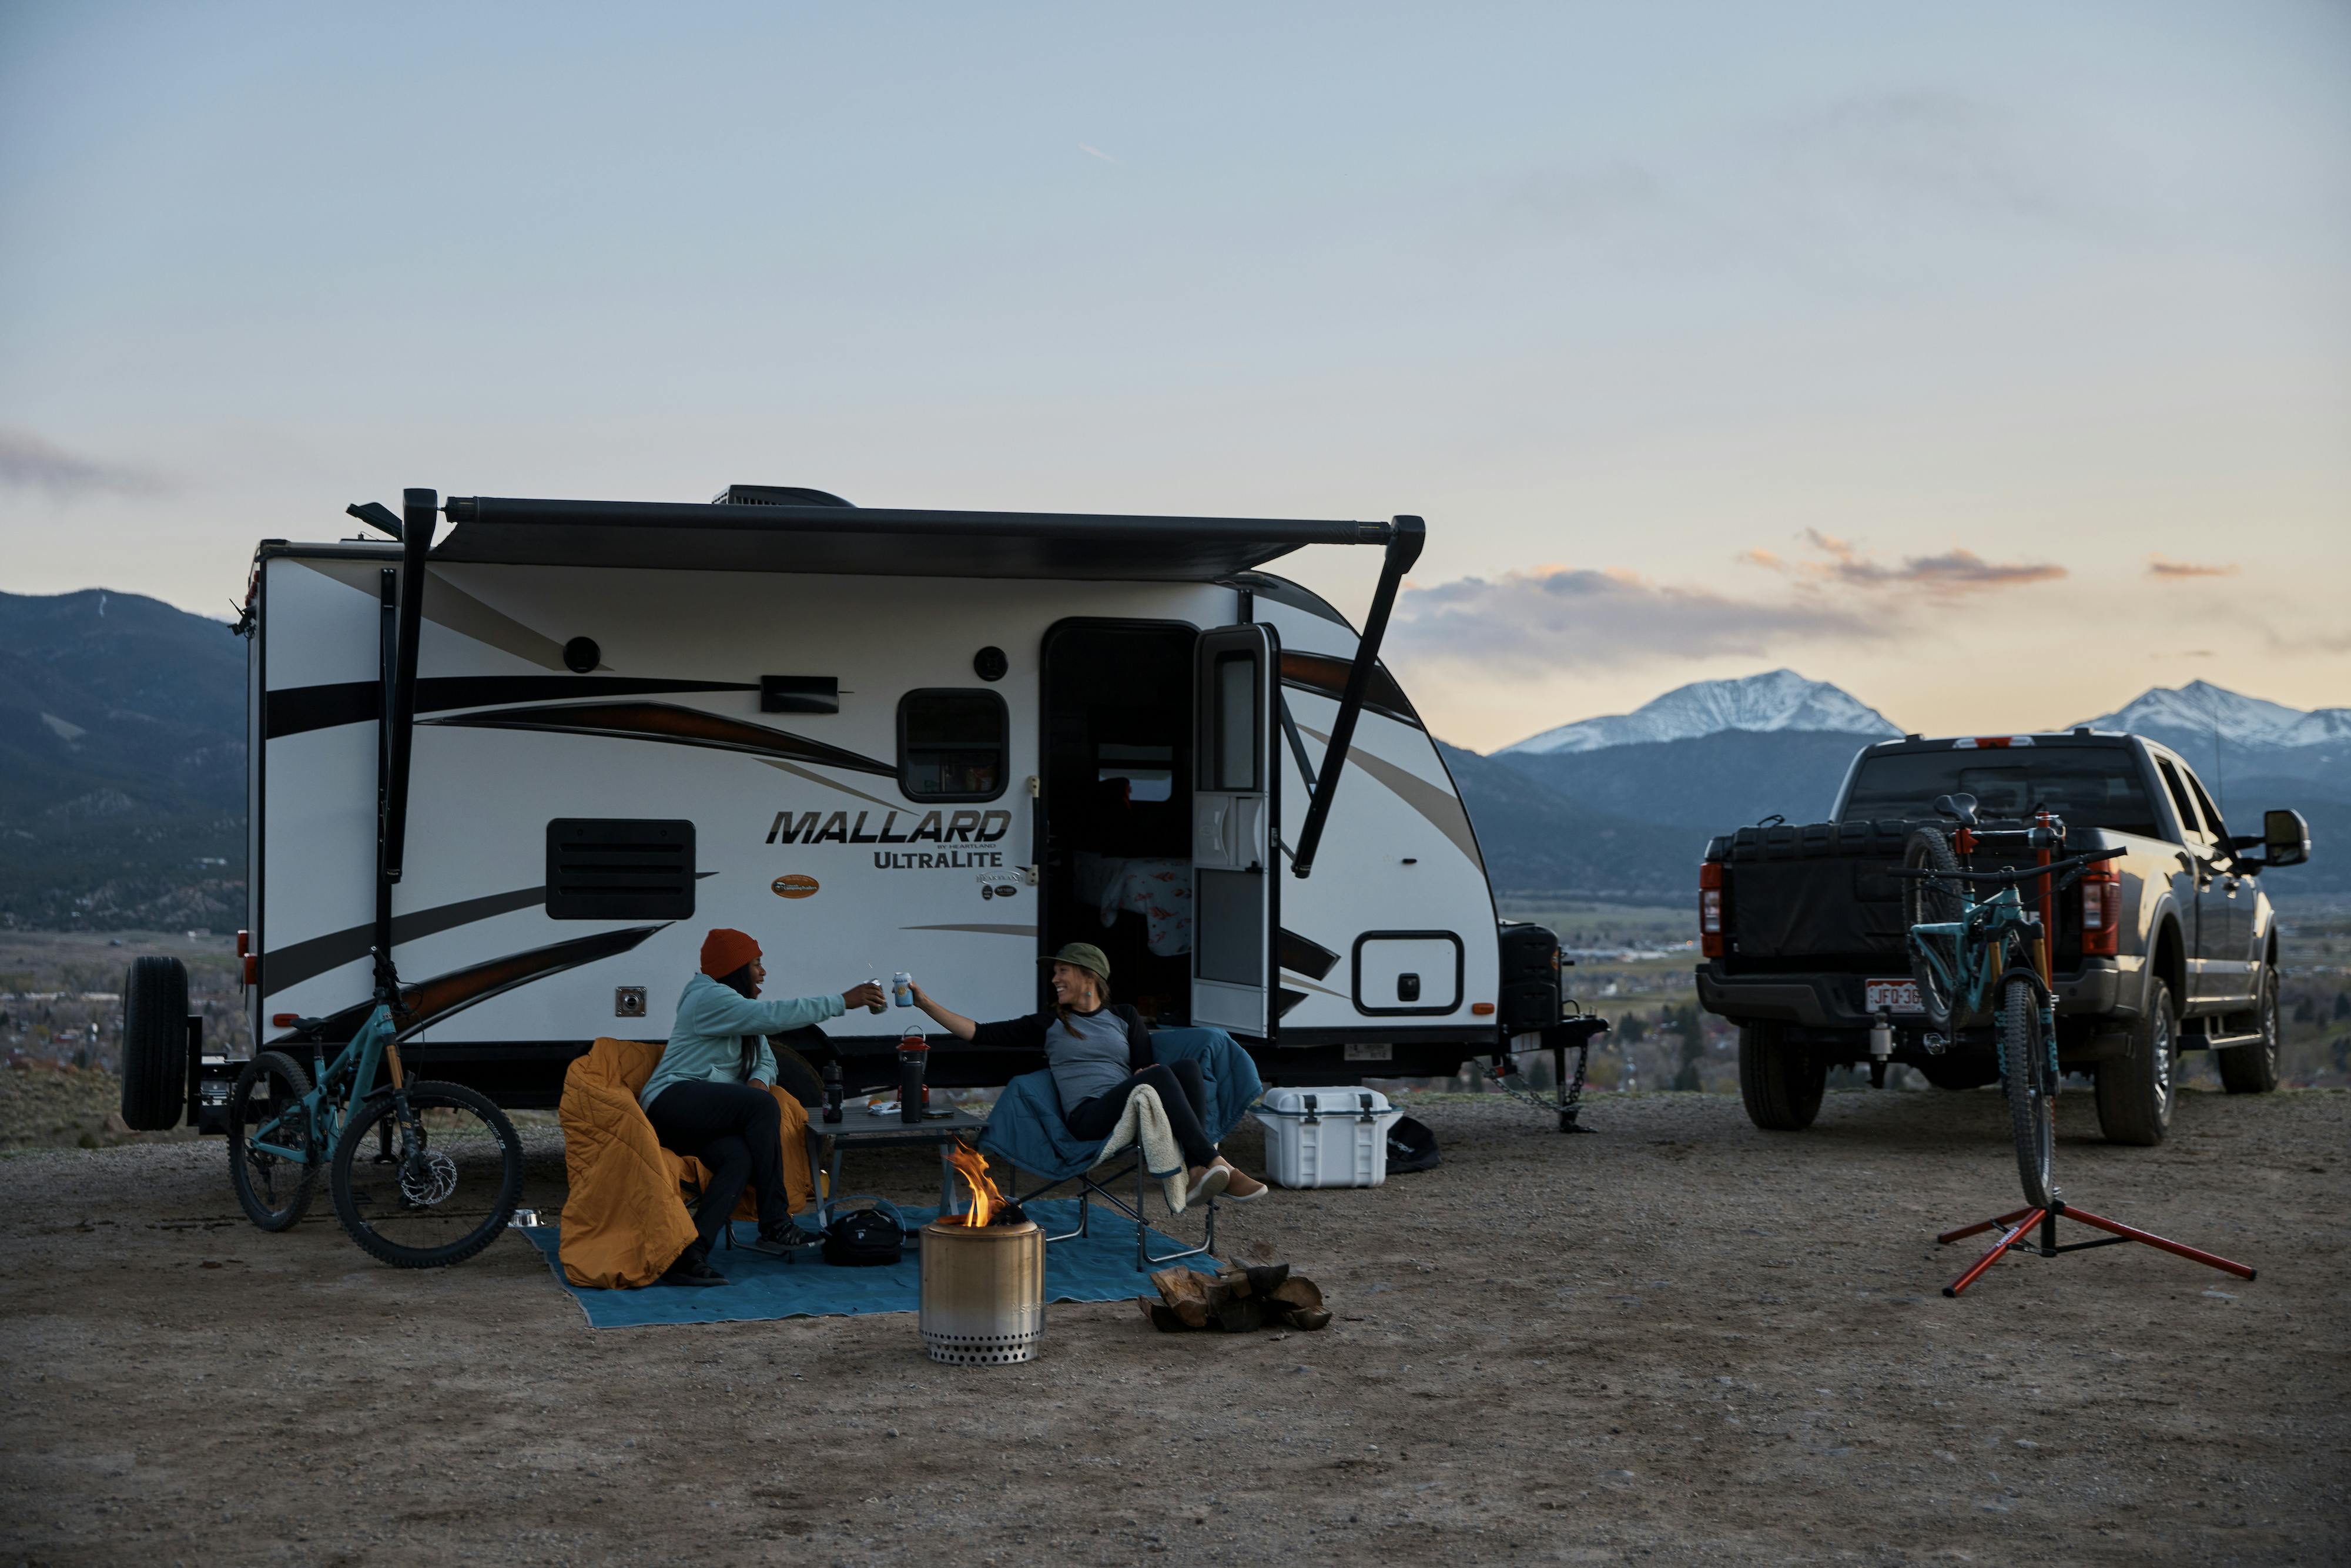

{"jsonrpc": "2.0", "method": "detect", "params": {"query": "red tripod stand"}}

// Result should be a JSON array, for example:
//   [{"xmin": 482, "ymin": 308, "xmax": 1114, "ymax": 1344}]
[{"xmin": 1937, "ymin": 1199, "xmax": 2256, "ymax": 1298}]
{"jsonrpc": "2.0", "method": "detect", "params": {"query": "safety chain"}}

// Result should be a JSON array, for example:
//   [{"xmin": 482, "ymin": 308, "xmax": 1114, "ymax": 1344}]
[{"xmin": 1485, "ymin": 1044, "xmax": 1592, "ymax": 1130}]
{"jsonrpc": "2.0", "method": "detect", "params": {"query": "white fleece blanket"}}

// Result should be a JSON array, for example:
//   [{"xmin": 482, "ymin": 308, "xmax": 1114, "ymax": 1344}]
[{"xmin": 1087, "ymin": 1084, "xmax": 1194, "ymax": 1212}]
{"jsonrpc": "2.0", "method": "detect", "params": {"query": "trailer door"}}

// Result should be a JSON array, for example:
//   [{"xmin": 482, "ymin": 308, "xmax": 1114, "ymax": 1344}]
[{"xmin": 1192, "ymin": 624, "xmax": 1276, "ymax": 1036}]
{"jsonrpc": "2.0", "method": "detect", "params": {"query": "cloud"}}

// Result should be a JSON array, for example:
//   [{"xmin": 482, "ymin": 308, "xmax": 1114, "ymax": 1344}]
[
  {"xmin": 1077, "ymin": 143, "xmax": 1118, "ymax": 165},
  {"xmin": 0, "ymin": 428, "xmax": 165, "ymax": 498},
  {"xmin": 2148, "ymin": 554, "xmax": 2239, "ymax": 579},
  {"xmin": 1390, "ymin": 564, "xmax": 1881, "ymax": 674},
  {"xmin": 1741, "ymin": 528, "xmax": 2066, "ymax": 594}
]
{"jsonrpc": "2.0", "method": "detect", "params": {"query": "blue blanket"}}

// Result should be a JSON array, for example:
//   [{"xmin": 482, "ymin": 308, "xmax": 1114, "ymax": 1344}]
[
  {"xmin": 518, "ymin": 1200, "xmax": 1213, "ymax": 1329},
  {"xmin": 978, "ymin": 1026, "xmax": 1262, "ymax": 1184}
]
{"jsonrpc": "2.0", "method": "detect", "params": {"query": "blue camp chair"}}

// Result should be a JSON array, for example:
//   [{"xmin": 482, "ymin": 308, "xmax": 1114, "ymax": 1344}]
[{"xmin": 978, "ymin": 1027, "xmax": 1262, "ymax": 1270}]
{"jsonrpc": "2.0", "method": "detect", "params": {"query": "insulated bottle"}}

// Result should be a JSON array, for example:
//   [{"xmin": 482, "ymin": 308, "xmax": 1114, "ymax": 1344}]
[
  {"xmin": 897, "ymin": 1031, "xmax": 929, "ymax": 1125},
  {"xmin": 822, "ymin": 1059, "xmax": 843, "ymax": 1125}
]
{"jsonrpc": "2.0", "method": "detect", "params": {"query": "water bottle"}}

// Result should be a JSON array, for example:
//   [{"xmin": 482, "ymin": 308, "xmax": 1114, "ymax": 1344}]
[{"xmin": 822, "ymin": 1058, "xmax": 843, "ymax": 1125}]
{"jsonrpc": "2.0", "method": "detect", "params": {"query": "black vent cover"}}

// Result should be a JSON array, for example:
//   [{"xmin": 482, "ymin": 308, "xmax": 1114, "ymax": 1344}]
[{"xmin": 546, "ymin": 819, "xmax": 696, "ymax": 920}]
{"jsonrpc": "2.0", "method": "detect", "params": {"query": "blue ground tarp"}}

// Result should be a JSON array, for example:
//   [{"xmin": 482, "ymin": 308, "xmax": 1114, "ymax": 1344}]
[{"xmin": 518, "ymin": 1200, "xmax": 1215, "ymax": 1329}]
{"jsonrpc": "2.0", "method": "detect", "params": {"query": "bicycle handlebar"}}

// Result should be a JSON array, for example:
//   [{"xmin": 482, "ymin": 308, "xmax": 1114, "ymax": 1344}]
[{"xmin": 1888, "ymin": 845, "xmax": 2124, "ymax": 887}]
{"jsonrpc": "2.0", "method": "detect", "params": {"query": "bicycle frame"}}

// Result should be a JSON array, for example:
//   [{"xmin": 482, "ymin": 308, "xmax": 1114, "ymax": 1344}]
[
  {"xmin": 247, "ymin": 1004, "xmax": 400, "ymax": 1164},
  {"xmin": 1907, "ymin": 883, "xmax": 2042, "ymax": 1028}
]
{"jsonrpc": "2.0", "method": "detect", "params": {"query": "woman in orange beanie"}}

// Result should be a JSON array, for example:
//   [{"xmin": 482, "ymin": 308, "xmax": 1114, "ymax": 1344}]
[{"xmin": 641, "ymin": 928, "xmax": 884, "ymax": 1285}]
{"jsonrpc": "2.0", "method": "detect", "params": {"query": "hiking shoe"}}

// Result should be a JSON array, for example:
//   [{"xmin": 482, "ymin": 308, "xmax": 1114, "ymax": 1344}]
[
  {"xmin": 658, "ymin": 1241, "xmax": 728, "ymax": 1287},
  {"xmin": 746, "ymin": 1224, "xmax": 819, "ymax": 1258}
]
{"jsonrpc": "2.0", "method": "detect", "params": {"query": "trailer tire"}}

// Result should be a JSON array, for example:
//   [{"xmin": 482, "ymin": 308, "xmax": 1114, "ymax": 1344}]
[
  {"xmin": 766, "ymin": 1037, "xmax": 828, "ymax": 1110},
  {"xmin": 119, "ymin": 956, "xmax": 189, "ymax": 1131},
  {"xmin": 2215, "ymin": 965, "xmax": 2280, "ymax": 1096},
  {"xmin": 1738, "ymin": 1023, "xmax": 1824, "ymax": 1131},
  {"xmin": 2094, "ymin": 977, "xmax": 2174, "ymax": 1146}
]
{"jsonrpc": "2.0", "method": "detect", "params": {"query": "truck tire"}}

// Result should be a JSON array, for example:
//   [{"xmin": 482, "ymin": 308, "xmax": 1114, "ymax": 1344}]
[
  {"xmin": 2094, "ymin": 977, "xmax": 2174, "ymax": 1146},
  {"xmin": 1738, "ymin": 1023, "xmax": 1824, "ymax": 1131},
  {"xmin": 2215, "ymin": 965, "xmax": 2281, "ymax": 1095},
  {"xmin": 119, "ymin": 956, "xmax": 189, "ymax": 1131}
]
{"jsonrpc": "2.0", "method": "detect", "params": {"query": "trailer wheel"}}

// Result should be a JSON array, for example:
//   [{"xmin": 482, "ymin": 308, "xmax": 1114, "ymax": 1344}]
[
  {"xmin": 766, "ymin": 1037, "xmax": 828, "ymax": 1110},
  {"xmin": 1737, "ymin": 1022, "xmax": 1824, "ymax": 1131},
  {"xmin": 119, "ymin": 956, "xmax": 189, "ymax": 1131},
  {"xmin": 2093, "ymin": 977, "xmax": 2174, "ymax": 1145},
  {"xmin": 2215, "ymin": 965, "xmax": 2280, "ymax": 1096}
]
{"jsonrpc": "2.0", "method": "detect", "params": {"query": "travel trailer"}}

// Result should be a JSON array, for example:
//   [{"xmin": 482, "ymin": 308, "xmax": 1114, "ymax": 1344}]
[{"xmin": 128, "ymin": 486, "xmax": 1575, "ymax": 1121}]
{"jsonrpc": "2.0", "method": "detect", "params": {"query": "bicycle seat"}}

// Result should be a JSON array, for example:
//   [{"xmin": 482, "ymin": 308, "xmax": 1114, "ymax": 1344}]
[{"xmin": 1931, "ymin": 793, "xmax": 1980, "ymax": 827}]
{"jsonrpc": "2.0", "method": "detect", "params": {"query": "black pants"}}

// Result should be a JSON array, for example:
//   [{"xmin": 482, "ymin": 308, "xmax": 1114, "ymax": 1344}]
[
  {"xmin": 647, "ymin": 1080, "xmax": 792, "ymax": 1254},
  {"xmin": 1066, "ymin": 1060, "xmax": 1217, "ymax": 1169}
]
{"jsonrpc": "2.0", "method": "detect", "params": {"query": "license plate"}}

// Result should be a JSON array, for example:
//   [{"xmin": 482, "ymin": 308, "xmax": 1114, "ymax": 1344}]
[
  {"xmin": 1865, "ymin": 978, "xmax": 1922, "ymax": 1014},
  {"xmin": 1345, "ymin": 1043, "xmax": 1392, "ymax": 1062}
]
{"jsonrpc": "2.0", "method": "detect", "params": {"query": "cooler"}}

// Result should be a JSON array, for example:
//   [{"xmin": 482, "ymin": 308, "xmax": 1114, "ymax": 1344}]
[{"xmin": 1251, "ymin": 1086, "xmax": 1404, "ymax": 1188}]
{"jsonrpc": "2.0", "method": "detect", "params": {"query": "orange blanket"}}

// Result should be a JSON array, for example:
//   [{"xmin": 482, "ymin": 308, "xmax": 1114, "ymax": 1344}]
[{"xmin": 557, "ymin": 1037, "xmax": 814, "ymax": 1289}]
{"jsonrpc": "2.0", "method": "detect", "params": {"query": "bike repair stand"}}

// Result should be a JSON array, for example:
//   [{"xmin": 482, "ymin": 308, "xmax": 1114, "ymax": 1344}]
[
  {"xmin": 1936, "ymin": 1200, "xmax": 2255, "ymax": 1298},
  {"xmin": 1488, "ymin": 1015, "xmax": 1610, "ymax": 1133}
]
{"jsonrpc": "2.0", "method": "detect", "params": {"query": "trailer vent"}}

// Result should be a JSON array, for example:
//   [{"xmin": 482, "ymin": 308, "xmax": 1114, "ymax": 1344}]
[{"xmin": 545, "ymin": 819, "xmax": 697, "ymax": 920}]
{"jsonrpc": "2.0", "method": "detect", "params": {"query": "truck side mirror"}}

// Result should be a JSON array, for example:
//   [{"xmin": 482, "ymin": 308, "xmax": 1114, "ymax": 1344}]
[{"xmin": 2260, "ymin": 808, "xmax": 2310, "ymax": 869}]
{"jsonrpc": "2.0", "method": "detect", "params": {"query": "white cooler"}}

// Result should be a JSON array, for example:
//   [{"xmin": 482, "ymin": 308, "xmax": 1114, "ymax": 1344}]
[{"xmin": 1251, "ymin": 1086, "xmax": 1405, "ymax": 1188}]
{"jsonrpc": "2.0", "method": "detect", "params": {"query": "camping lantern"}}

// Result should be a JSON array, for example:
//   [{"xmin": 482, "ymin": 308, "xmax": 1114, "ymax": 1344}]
[{"xmin": 920, "ymin": 1143, "xmax": 1045, "ymax": 1365}]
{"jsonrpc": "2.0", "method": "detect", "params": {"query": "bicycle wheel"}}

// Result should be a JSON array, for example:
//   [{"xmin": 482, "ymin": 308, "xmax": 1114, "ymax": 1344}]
[
  {"xmin": 228, "ymin": 1050, "xmax": 321, "ymax": 1231},
  {"xmin": 1998, "ymin": 975, "xmax": 2057, "ymax": 1210},
  {"xmin": 330, "ymin": 1080, "xmax": 524, "ymax": 1268},
  {"xmin": 1901, "ymin": 826, "xmax": 1964, "ymax": 1030}
]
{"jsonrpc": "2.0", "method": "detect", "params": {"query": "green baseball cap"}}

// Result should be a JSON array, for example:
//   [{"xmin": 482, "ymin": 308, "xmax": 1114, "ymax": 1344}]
[{"xmin": 1041, "ymin": 942, "xmax": 1111, "ymax": 981}]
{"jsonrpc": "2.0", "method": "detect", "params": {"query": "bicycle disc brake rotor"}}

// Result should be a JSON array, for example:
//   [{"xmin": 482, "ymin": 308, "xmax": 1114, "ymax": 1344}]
[{"xmin": 398, "ymin": 1148, "xmax": 460, "ymax": 1207}]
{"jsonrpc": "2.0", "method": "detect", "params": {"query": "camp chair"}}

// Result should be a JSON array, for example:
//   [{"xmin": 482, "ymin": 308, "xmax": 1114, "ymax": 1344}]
[{"xmin": 978, "ymin": 1027, "xmax": 1262, "ymax": 1270}]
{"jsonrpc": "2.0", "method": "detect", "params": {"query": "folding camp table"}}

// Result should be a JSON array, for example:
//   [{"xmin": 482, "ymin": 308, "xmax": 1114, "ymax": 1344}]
[{"xmin": 803, "ymin": 1108, "xmax": 991, "ymax": 1228}]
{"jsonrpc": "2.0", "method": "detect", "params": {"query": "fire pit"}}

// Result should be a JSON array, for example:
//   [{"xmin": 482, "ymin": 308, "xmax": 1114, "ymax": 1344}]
[{"xmin": 920, "ymin": 1142, "xmax": 1044, "ymax": 1365}]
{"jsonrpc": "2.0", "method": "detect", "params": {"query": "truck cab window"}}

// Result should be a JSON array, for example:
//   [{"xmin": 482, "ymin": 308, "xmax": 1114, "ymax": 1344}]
[
  {"xmin": 2183, "ymin": 769, "xmax": 2229, "ymax": 845},
  {"xmin": 2155, "ymin": 758, "xmax": 2204, "ymax": 844},
  {"xmin": 899, "ymin": 689, "xmax": 1007, "ymax": 802}
]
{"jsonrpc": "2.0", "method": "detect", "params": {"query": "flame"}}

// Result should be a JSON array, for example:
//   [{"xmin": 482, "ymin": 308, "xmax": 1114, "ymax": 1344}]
[{"xmin": 943, "ymin": 1138, "xmax": 1006, "ymax": 1227}]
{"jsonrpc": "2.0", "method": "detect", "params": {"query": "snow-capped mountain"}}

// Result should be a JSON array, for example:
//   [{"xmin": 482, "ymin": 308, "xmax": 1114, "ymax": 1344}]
[
  {"xmin": 1499, "ymin": 669, "xmax": 1901, "ymax": 755},
  {"xmin": 2072, "ymin": 681, "xmax": 2351, "ymax": 752}
]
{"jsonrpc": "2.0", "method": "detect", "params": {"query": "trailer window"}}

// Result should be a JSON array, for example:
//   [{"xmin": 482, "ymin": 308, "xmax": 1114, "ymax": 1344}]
[
  {"xmin": 899, "ymin": 689, "xmax": 1007, "ymax": 802},
  {"xmin": 1840, "ymin": 748, "xmax": 2160, "ymax": 838}
]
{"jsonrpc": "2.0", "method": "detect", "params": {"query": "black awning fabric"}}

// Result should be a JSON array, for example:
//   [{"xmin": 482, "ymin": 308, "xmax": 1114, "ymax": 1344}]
[{"xmin": 432, "ymin": 497, "xmax": 1396, "ymax": 581}]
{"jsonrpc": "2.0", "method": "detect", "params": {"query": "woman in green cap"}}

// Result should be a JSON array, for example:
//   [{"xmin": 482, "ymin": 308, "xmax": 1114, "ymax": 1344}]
[{"xmin": 909, "ymin": 942, "xmax": 1265, "ymax": 1201}]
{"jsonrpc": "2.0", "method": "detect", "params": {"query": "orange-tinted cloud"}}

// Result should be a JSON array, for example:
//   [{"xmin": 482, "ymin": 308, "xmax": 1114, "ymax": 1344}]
[
  {"xmin": 2147, "ymin": 554, "xmax": 2238, "ymax": 579},
  {"xmin": 1743, "ymin": 530, "xmax": 2066, "ymax": 594}
]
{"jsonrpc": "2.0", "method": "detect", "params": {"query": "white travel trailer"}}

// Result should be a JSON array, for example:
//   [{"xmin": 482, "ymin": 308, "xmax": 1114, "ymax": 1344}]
[{"xmin": 135, "ymin": 486, "xmax": 1579, "ymax": 1118}]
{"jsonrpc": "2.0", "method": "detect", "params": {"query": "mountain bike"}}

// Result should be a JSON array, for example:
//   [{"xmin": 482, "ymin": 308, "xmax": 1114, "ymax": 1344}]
[
  {"xmin": 1895, "ymin": 796, "xmax": 2122, "ymax": 1209},
  {"xmin": 227, "ymin": 953, "xmax": 523, "ymax": 1267}
]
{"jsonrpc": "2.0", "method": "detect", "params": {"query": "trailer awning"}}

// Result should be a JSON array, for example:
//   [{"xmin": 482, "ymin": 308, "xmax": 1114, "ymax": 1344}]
[{"xmin": 431, "ymin": 497, "xmax": 1398, "ymax": 581}]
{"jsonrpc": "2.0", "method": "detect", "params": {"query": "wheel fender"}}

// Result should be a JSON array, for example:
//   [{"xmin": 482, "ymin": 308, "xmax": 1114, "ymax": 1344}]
[{"xmin": 2142, "ymin": 910, "xmax": 2186, "ymax": 1018}]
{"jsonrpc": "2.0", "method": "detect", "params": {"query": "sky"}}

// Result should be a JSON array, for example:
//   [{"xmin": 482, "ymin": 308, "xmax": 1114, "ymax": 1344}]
[{"xmin": 3, "ymin": 1, "xmax": 2346, "ymax": 752}]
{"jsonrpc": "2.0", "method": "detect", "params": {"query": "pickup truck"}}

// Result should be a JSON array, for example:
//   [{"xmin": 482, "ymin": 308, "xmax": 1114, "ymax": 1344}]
[{"xmin": 1694, "ymin": 728, "xmax": 2311, "ymax": 1144}]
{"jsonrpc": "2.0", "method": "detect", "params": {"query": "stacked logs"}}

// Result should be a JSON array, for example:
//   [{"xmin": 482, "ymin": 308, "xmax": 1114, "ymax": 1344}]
[{"xmin": 1140, "ymin": 1261, "xmax": 1329, "ymax": 1334}]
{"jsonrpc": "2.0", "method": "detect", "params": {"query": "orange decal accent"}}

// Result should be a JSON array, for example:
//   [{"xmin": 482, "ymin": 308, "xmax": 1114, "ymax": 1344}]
[{"xmin": 772, "ymin": 874, "xmax": 820, "ymax": 899}]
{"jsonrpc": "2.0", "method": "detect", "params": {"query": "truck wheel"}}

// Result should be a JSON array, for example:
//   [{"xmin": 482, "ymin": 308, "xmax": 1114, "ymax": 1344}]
[
  {"xmin": 2215, "ymin": 965, "xmax": 2281, "ymax": 1095},
  {"xmin": 119, "ymin": 956, "xmax": 189, "ymax": 1131},
  {"xmin": 1738, "ymin": 1023, "xmax": 1824, "ymax": 1131},
  {"xmin": 2093, "ymin": 977, "xmax": 2175, "ymax": 1146}
]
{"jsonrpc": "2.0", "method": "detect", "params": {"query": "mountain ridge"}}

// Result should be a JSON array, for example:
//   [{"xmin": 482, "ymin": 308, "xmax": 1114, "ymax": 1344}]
[{"xmin": 1500, "ymin": 669, "xmax": 1901, "ymax": 755}]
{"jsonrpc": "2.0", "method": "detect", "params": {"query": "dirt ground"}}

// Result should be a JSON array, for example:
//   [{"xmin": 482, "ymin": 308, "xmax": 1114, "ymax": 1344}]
[{"xmin": 2, "ymin": 1084, "xmax": 2346, "ymax": 1567}]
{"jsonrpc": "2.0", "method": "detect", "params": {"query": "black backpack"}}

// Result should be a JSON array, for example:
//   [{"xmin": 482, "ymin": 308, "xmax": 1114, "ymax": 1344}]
[
  {"xmin": 1386, "ymin": 1114, "xmax": 1441, "ymax": 1174},
  {"xmin": 822, "ymin": 1200, "xmax": 909, "ymax": 1267}
]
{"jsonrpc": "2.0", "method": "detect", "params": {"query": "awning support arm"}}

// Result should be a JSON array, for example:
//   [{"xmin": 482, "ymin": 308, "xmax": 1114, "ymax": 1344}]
[
  {"xmin": 374, "ymin": 488, "xmax": 434, "ymax": 999},
  {"xmin": 1288, "ymin": 514, "xmax": 1424, "ymax": 879}
]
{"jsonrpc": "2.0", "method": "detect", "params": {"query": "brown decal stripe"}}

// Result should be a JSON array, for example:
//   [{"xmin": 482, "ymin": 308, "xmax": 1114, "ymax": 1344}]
[
  {"xmin": 264, "ymin": 884, "xmax": 549, "ymax": 993},
  {"xmin": 292, "ymin": 924, "xmax": 667, "ymax": 1044},
  {"xmin": 265, "ymin": 676, "xmax": 759, "ymax": 740},
  {"xmin": 1278, "ymin": 651, "xmax": 1422, "ymax": 729},
  {"xmin": 423, "ymin": 701, "xmax": 895, "ymax": 777}
]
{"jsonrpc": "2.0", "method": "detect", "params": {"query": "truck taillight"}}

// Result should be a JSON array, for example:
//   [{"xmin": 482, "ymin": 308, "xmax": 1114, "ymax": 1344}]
[
  {"xmin": 2079, "ymin": 867, "xmax": 2119, "ymax": 956},
  {"xmin": 1699, "ymin": 861, "xmax": 1724, "ymax": 957}
]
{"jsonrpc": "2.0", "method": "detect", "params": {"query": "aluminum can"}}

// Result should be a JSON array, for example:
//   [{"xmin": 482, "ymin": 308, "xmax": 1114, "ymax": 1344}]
[{"xmin": 892, "ymin": 970, "xmax": 915, "ymax": 1007}]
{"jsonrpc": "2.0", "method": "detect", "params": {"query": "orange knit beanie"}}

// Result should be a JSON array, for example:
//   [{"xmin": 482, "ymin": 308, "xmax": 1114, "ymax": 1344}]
[{"xmin": 699, "ymin": 928, "xmax": 761, "ymax": 979}]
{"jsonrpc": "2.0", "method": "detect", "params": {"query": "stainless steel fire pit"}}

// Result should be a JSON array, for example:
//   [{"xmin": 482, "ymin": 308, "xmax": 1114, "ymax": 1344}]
[{"xmin": 919, "ymin": 1217, "xmax": 1044, "ymax": 1365}]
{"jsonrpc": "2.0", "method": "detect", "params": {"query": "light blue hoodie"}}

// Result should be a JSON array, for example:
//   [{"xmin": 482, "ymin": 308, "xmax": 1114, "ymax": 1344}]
[{"xmin": 640, "ymin": 971, "xmax": 847, "ymax": 1111}]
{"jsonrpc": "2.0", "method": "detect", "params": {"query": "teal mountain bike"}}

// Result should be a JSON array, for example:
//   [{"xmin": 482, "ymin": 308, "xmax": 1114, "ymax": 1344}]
[
  {"xmin": 1896, "ymin": 796, "xmax": 2121, "ymax": 1210},
  {"xmin": 228, "ymin": 953, "xmax": 523, "ymax": 1267}
]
